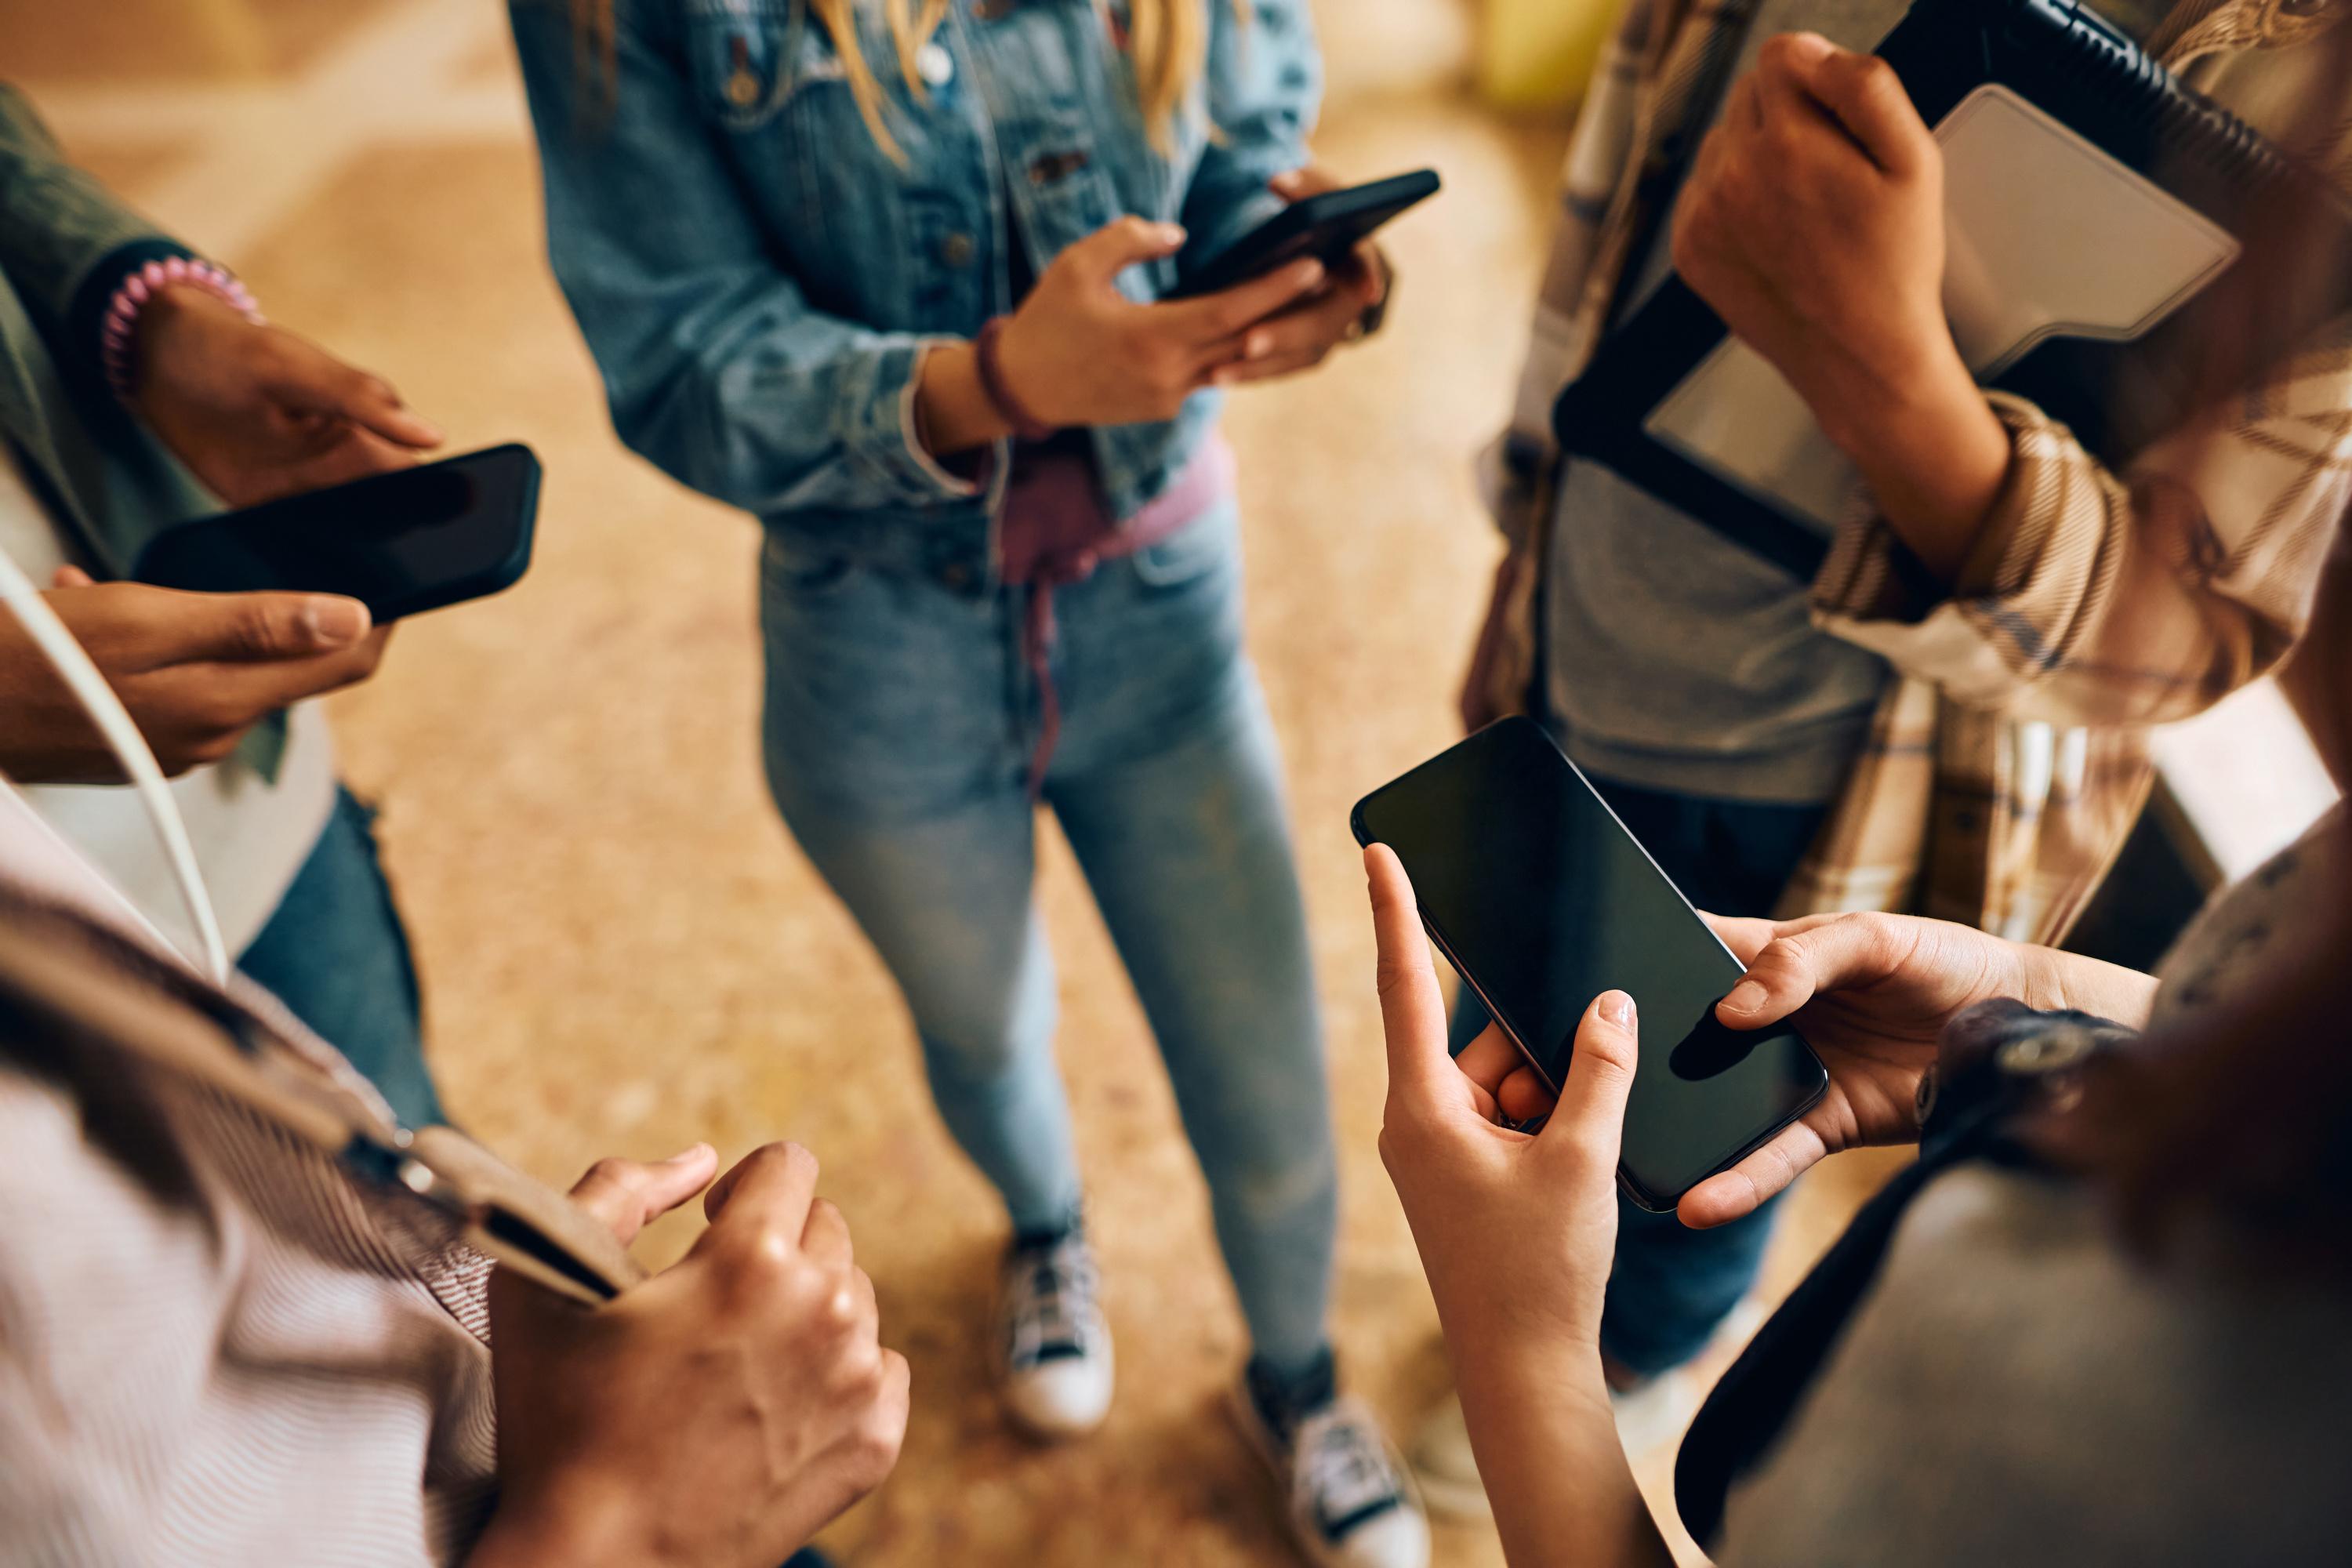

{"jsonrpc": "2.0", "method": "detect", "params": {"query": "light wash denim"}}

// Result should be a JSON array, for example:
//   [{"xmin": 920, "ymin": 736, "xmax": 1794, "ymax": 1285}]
[
  {"xmin": 240, "ymin": 788, "xmax": 442, "ymax": 1129},
  {"xmin": 760, "ymin": 503, "xmax": 1337, "ymax": 1372},
  {"xmin": 507, "ymin": 0, "xmax": 1321, "ymax": 585},
  {"xmin": 508, "ymin": 0, "xmax": 1337, "ymax": 1370}
]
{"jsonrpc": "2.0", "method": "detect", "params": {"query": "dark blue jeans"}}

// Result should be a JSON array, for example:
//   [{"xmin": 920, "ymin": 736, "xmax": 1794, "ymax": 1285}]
[
  {"xmin": 238, "ymin": 787, "xmax": 444, "ymax": 1127},
  {"xmin": 1448, "ymin": 772, "xmax": 1827, "ymax": 1380}
]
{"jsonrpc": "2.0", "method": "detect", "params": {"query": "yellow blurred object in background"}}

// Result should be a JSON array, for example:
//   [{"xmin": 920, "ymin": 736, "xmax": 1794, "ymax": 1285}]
[{"xmin": 1477, "ymin": 0, "xmax": 1617, "ymax": 112}]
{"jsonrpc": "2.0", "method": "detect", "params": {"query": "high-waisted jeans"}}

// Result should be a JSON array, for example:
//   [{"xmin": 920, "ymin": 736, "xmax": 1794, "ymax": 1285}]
[{"xmin": 757, "ymin": 500, "xmax": 1336, "ymax": 1374}]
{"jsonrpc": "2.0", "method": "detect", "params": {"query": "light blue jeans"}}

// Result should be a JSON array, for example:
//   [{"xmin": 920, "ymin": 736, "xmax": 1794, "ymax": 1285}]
[{"xmin": 757, "ymin": 499, "xmax": 1336, "ymax": 1374}]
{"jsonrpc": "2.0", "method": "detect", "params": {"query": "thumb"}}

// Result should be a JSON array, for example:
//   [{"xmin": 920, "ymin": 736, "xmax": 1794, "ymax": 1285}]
[
  {"xmin": 565, "ymin": 1144, "xmax": 720, "ymax": 1246},
  {"xmin": 1534, "ymin": 991, "xmax": 1639, "ymax": 1160},
  {"xmin": 51, "ymin": 565, "xmax": 96, "ymax": 590},
  {"xmin": 1062, "ymin": 215, "xmax": 1188, "ymax": 287},
  {"xmin": 162, "ymin": 589, "xmax": 372, "ymax": 662}
]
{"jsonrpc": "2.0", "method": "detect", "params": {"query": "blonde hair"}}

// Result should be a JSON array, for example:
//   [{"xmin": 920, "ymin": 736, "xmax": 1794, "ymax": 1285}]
[{"xmin": 569, "ymin": 0, "xmax": 1225, "ymax": 157}]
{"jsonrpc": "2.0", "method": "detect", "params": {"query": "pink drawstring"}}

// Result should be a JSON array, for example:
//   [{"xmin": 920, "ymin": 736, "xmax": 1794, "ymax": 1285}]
[{"xmin": 996, "ymin": 437, "xmax": 1235, "ymax": 796}]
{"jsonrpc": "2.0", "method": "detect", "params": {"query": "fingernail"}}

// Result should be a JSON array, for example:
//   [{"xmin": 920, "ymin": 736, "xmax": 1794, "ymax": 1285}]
[
  {"xmin": 1723, "ymin": 980, "xmax": 1766, "ymax": 1014},
  {"xmin": 1245, "ymin": 330, "xmax": 1272, "ymax": 358},
  {"xmin": 1298, "ymin": 260, "xmax": 1326, "ymax": 288},
  {"xmin": 1602, "ymin": 991, "xmax": 1635, "ymax": 1029},
  {"xmin": 303, "ymin": 597, "xmax": 368, "ymax": 645},
  {"xmin": 662, "ymin": 1142, "xmax": 712, "ymax": 1166},
  {"xmin": 1157, "ymin": 223, "xmax": 1187, "ymax": 246},
  {"xmin": 1786, "ymin": 30, "xmax": 1835, "ymax": 60}
]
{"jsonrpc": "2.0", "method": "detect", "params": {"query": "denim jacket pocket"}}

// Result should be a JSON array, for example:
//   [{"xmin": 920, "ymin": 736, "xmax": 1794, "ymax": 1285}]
[{"xmin": 684, "ymin": 2, "xmax": 845, "ymax": 132}]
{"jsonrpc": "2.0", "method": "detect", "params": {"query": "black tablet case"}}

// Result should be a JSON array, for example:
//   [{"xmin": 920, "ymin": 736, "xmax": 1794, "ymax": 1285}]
[{"xmin": 1550, "ymin": 0, "xmax": 2352, "ymax": 581}]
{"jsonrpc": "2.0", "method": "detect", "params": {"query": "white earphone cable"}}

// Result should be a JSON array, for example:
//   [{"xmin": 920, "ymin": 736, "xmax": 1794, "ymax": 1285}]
[{"xmin": 0, "ymin": 545, "xmax": 229, "ymax": 983}]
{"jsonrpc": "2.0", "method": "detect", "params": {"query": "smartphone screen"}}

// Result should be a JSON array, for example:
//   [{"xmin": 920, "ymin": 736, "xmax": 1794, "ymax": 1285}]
[
  {"xmin": 1352, "ymin": 717, "xmax": 1827, "ymax": 1209},
  {"xmin": 133, "ymin": 443, "xmax": 539, "ymax": 622}
]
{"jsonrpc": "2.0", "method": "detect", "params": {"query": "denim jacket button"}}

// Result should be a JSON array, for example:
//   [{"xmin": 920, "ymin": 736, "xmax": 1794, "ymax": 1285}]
[
  {"xmin": 917, "ymin": 42, "xmax": 955, "ymax": 86},
  {"xmin": 940, "ymin": 232, "xmax": 976, "ymax": 267}
]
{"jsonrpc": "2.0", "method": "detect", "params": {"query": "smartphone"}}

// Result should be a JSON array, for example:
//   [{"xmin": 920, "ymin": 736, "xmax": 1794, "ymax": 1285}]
[
  {"xmin": 1351, "ymin": 717, "xmax": 1828, "ymax": 1211},
  {"xmin": 1169, "ymin": 169, "xmax": 1440, "ymax": 299},
  {"xmin": 133, "ymin": 443, "xmax": 541, "ymax": 622}
]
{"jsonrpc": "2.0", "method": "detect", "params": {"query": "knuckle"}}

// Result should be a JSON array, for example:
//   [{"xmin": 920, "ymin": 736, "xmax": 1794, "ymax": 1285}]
[
  {"xmin": 837, "ymin": 1332, "xmax": 884, "ymax": 1388},
  {"xmin": 232, "ymin": 604, "xmax": 292, "ymax": 658}
]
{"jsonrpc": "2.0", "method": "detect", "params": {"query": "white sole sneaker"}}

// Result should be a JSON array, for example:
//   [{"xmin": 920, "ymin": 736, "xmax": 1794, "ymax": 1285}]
[
  {"xmin": 995, "ymin": 1232, "xmax": 1114, "ymax": 1440},
  {"xmin": 1229, "ymin": 1384, "xmax": 1431, "ymax": 1568},
  {"xmin": 1000, "ymin": 1334, "xmax": 1114, "ymax": 1440}
]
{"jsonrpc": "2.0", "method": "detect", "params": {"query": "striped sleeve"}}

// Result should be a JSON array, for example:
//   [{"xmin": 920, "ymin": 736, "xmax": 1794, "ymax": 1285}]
[{"xmin": 1810, "ymin": 326, "xmax": 2352, "ymax": 725}]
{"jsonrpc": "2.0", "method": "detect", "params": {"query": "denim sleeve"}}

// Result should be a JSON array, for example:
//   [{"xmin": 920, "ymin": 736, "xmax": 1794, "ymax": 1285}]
[
  {"xmin": 506, "ymin": 2, "xmax": 983, "ymax": 517},
  {"xmin": 1178, "ymin": 0, "xmax": 1323, "ymax": 270}
]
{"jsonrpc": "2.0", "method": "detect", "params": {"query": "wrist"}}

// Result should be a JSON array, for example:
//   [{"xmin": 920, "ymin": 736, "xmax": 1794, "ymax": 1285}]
[
  {"xmin": 975, "ymin": 315, "xmax": 1057, "ymax": 439},
  {"xmin": 106, "ymin": 260, "xmax": 260, "ymax": 404},
  {"xmin": 913, "ymin": 341, "xmax": 1014, "ymax": 458},
  {"xmin": 468, "ymin": 1481, "xmax": 650, "ymax": 1568}
]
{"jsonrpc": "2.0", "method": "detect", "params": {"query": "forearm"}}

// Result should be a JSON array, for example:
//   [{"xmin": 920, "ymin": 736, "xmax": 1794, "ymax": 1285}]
[
  {"xmin": 2020, "ymin": 944, "xmax": 2161, "ymax": 1032},
  {"xmin": 1450, "ymin": 1340, "xmax": 1679, "ymax": 1568},
  {"xmin": 1806, "ymin": 334, "xmax": 2012, "ymax": 586}
]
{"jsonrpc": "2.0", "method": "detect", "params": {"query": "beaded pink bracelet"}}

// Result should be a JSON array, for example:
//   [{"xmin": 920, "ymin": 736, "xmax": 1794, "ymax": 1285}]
[{"xmin": 100, "ymin": 256, "xmax": 263, "ymax": 401}]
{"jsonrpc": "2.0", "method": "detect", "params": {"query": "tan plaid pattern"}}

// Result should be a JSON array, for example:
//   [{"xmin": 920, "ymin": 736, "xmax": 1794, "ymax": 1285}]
[{"xmin": 1480, "ymin": 0, "xmax": 2352, "ymax": 943}]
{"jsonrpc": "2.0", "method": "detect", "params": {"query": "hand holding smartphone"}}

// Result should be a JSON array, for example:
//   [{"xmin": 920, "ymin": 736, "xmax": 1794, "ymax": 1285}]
[
  {"xmin": 133, "ymin": 443, "xmax": 540, "ymax": 622},
  {"xmin": 1171, "ymin": 169, "xmax": 1439, "ymax": 299},
  {"xmin": 1352, "ymin": 718, "xmax": 1828, "ymax": 1211}
]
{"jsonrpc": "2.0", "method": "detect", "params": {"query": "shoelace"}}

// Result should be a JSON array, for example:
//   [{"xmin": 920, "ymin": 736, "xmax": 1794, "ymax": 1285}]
[
  {"xmin": 1296, "ymin": 1406, "xmax": 1406, "ymax": 1532},
  {"xmin": 1004, "ymin": 1236, "xmax": 1099, "ymax": 1368}
]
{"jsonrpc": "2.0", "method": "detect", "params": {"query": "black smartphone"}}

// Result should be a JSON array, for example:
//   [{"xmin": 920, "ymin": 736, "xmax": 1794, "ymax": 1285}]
[
  {"xmin": 133, "ymin": 442, "xmax": 541, "ymax": 622},
  {"xmin": 1351, "ymin": 717, "xmax": 1828, "ymax": 1211},
  {"xmin": 1169, "ymin": 169, "xmax": 1440, "ymax": 299}
]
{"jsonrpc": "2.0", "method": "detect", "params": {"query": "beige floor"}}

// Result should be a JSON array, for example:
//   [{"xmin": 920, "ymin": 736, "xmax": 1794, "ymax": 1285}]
[{"xmin": 13, "ymin": 3, "xmax": 1901, "ymax": 1562}]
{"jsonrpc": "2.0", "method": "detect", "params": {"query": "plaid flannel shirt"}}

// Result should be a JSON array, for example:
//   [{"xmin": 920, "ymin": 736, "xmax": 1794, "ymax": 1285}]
[{"xmin": 1474, "ymin": 0, "xmax": 2352, "ymax": 942}]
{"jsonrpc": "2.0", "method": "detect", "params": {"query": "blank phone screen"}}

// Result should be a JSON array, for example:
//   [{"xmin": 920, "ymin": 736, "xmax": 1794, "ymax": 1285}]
[
  {"xmin": 134, "ymin": 445, "xmax": 537, "ymax": 621},
  {"xmin": 1354, "ymin": 718, "xmax": 1826, "ymax": 1207}
]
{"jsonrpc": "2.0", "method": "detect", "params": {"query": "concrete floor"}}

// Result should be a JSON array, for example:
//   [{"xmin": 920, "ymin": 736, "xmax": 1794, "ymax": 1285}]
[{"xmin": 12, "ymin": 2, "xmax": 1902, "ymax": 1561}]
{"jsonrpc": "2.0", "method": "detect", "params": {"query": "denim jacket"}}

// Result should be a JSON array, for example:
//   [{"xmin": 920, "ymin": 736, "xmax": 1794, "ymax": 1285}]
[{"xmin": 508, "ymin": 0, "xmax": 1322, "ymax": 592}]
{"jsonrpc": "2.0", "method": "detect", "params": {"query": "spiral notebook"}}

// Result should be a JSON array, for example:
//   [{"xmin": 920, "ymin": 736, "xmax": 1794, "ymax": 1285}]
[{"xmin": 1552, "ymin": 0, "xmax": 2352, "ymax": 580}]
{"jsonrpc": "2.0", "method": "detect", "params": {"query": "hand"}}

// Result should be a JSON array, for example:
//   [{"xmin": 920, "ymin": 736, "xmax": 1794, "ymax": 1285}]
[
  {"xmin": 1670, "ymin": 32, "xmax": 2010, "ymax": 578},
  {"xmin": 1206, "ymin": 167, "xmax": 1388, "ymax": 388},
  {"xmin": 1368, "ymin": 844, "xmax": 1635, "ymax": 1359},
  {"xmin": 998, "ymin": 215, "xmax": 1335, "ymax": 424},
  {"xmin": 1469, "ymin": 908, "xmax": 2161, "ymax": 1231},
  {"xmin": 128, "ymin": 284, "xmax": 441, "ymax": 506},
  {"xmin": 917, "ymin": 216, "xmax": 1328, "ymax": 453},
  {"xmin": 0, "ymin": 568, "xmax": 387, "ymax": 782},
  {"xmin": 1367, "ymin": 844, "xmax": 1677, "ymax": 1568},
  {"xmin": 477, "ymin": 1142, "xmax": 909, "ymax": 1568}
]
